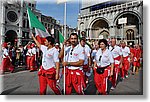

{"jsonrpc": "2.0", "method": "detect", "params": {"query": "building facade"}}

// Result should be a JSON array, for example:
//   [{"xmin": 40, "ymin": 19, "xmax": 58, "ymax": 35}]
[
  {"xmin": 60, "ymin": 25, "xmax": 77, "ymax": 39},
  {"xmin": 78, "ymin": 0, "xmax": 143, "ymax": 45},
  {"xmin": 0, "ymin": 0, "xmax": 62, "ymax": 46}
]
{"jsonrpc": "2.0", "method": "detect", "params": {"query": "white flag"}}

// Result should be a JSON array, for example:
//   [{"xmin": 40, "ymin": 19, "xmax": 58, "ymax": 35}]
[{"xmin": 57, "ymin": 0, "xmax": 67, "ymax": 4}]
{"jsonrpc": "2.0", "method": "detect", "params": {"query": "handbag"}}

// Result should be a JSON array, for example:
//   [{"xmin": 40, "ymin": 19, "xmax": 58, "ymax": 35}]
[
  {"xmin": 96, "ymin": 67, "xmax": 105, "ymax": 74},
  {"xmin": 96, "ymin": 55, "xmax": 105, "ymax": 74},
  {"xmin": 96, "ymin": 65, "xmax": 110, "ymax": 74}
]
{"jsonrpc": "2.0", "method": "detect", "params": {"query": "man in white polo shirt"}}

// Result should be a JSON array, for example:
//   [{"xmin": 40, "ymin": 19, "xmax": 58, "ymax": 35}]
[
  {"xmin": 32, "ymin": 34, "xmax": 61, "ymax": 95},
  {"xmin": 109, "ymin": 38, "xmax": 123, "ymax": 89},
  {"xmin": 121, "ymin": 41, "xmax": 130, "ymax": 79},
  {"xmin": 79, "ymin": 37, "xmax": 92, "ymax": 85},
  {"xmin": 60, "ymin": 33, "xmax": 85, "ymax": 95}
]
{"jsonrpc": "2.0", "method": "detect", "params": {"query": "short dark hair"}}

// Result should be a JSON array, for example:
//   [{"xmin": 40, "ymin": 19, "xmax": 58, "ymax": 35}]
[
  {"xmin": 98, "ymin": 39, "xmax": 108, "ymax": 47},
  {"xmin": 46, "ymin": 36, "xmax": 55, "ymax": 45},
  {"xmin": 111, "ymin": 37, "xmax": 116, "ymax": 40},
  {"xmin": 80, "ymin": 37, "xmax": 86, "ymax": 42},
  {"xmin": 69, "ymin": 33, "xmax": 78, "ymax": 39}
]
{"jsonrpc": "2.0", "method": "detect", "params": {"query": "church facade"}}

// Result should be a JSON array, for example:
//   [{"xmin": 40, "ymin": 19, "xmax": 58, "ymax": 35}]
[{"xmin": 78, "ymin": 0, "xmax": 143, "ymax": 45}]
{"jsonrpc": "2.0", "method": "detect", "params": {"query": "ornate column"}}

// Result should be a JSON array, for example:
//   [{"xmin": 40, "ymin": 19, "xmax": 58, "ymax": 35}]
[
  {"xmin": 1, "ymin": 2, "xmax": 5, "ymax": 44},
  {"xmin": 18, "ymin": 0, "xmax": 23, "ymax": 46}
]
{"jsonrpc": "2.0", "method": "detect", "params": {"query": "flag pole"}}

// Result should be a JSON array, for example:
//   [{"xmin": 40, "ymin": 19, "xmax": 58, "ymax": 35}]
[{"xmin": 63, "ymin": 1, "xmax": 66, "ymax": 95}]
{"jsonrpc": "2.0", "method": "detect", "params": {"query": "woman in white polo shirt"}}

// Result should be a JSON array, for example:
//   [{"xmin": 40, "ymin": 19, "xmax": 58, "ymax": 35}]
[
  {"xmin": 32, "ymin": 34, "xmax": 61, "ymax": 95},
  {"xmin": 94, "ymin": 39, "xmax": 114, "ymax": 95}
]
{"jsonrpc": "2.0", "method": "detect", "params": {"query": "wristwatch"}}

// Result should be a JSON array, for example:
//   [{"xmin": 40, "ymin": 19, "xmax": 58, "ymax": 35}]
[{"xmin": 68, "ymin": 62, "xmax": 71, "ymax": 66}]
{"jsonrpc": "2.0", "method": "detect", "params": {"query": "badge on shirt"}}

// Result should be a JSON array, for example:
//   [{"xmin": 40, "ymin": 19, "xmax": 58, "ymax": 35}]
[
  {"xmin": 48, "ymin": 54, "xmax": 52, "ymax": 57},
  {"xmin": 74, "ymin": 53, "xmax": 78, "ymax": 56}
]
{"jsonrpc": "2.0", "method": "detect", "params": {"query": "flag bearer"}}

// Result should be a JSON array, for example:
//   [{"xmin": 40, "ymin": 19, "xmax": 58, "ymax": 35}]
[
  {"xmin": 32, "ymin": 34, "xmax": 61, "ymax": 95},
  {"xmin": 59, "ymin": 33, "xmax": 86, "ymax": 95}
]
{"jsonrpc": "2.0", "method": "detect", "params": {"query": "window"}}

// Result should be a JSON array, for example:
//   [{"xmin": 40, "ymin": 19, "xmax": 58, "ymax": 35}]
[
  {"xmin": 27, "ymin": 20, "xmax": 29, "ymax": 28},
  {"xmin": 29, "ymin": 3, "xmax": 31, "ymax": 6},
  {"xmin": 7, "ymin": 11, "xmax": 18, "ymax": 22},
  {"xmin": 126, "ymin": 29, "xmax": 135, "ymax": 40},
  {"xmin": 23, "ymin": 20, "xmax": 26, "ymax": 28},
  {"xmin": 32, "ymin": 4, "xmax": 34, "ymax": 7},
  {"xmin": 45, "ymin": 23, "xmax": 47, "ymax": 27},
  {"xmin": 24, "ymin": 13, "xmax": 26, "ymax": 16}
]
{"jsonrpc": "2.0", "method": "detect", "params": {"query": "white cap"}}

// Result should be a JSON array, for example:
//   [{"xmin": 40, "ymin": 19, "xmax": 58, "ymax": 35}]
[
  {"xmin": 129, "ymin": 43, "xmax": 132, "ymax": 45},
  {"xmin": 55, "ymin": 43, "xmax": 59, "ymax": 46}
]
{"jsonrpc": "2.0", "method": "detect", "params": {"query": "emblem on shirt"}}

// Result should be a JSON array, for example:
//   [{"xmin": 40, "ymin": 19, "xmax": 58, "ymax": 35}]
[
  {"xmin": 74, "ymin": 53, "xmax": 78, "ymax": 56},
  {"xmin": 48, "ymin": 54, "xmax": 52, "ymax": 57}
]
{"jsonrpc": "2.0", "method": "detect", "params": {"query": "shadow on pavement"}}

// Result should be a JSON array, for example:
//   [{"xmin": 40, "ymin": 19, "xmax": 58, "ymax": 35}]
[{"xmin": 1, "ymin": 86, "xmax": 22, "ymax": 95}]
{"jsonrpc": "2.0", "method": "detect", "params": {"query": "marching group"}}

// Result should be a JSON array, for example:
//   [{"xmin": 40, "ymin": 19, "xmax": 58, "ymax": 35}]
[
  {"xmin": 0, "ymin": 42, "xmax": 40, "ymax": 73},
  {"xmin": 0, "ymin": 32, "xmax": 142, "ymax": 95}
]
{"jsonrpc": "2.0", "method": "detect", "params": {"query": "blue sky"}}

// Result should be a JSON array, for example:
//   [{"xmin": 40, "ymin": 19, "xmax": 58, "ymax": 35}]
[{"xmin": 36, "ymin": 1, "xmax": 80, "ymax": 28}]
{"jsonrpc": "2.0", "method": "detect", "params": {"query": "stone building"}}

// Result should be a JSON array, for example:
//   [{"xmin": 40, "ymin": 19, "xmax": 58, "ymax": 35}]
[
  {"xmin": 0, "ymin": 0, "xmax": 62, "ymax": 46},
  {"xmin": 78, "ymin": 0, "xmax": 143, "ymax": 45}
]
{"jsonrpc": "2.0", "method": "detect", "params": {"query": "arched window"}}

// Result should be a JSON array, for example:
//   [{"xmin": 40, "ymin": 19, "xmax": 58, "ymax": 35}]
[
  {"xmin": 126, "ymin": 29, "xmax": 135, "ymax": 40},
  {"xmin": 99, "ymin": 30, "xmax": 109, "ymax": 39}
]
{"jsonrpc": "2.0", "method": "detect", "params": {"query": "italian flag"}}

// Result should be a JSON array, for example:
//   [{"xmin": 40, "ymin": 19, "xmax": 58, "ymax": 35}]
[
  {"xmin": 59, "ymin": 31, "xmax": 64, "ymax": 48},
  {"xmin": 27, "ymin": 7, "xmax": 50, "ymax": 44},
  {"xmin": 59, "ymin": 31, "xmax": 64, "ymax": 43}
]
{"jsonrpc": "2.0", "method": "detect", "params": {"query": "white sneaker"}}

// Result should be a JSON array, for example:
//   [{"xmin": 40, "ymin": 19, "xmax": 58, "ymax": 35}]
[
  {"xmin": 125, "ymin": 75, "xmax": 129, "ymax": 78},
  {"xmin": 111, "ymin": 86, "xmax": 115, "ymax": 90}
]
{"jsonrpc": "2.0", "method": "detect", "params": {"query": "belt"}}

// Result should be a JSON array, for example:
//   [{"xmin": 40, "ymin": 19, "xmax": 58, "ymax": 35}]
[
  {"xmin": 114, "ymin": 56, "xmax": 121, "ymax": 60},
  {"xmin": 97, "ymin": 65, "xmax": 110, "ymax": 69}
]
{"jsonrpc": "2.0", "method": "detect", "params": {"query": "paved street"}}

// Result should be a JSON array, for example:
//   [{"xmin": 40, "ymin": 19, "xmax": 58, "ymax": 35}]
[
  {"xmin": 0, "ymin": 67, "xmax": 143, "ymax": 95},
  {"xmin": 0, "ymin": 68, "xmax": 64, "ymax": 95}
]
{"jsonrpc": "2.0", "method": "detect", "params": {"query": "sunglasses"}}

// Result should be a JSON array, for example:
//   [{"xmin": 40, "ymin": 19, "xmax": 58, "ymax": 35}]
[
  {"xmin": 70, "ymin": 49, "xmax": 73, "ymax": 55},
  {"xmin": 99, "ymin": 56, "xmax": 102, "ymax": 62}
]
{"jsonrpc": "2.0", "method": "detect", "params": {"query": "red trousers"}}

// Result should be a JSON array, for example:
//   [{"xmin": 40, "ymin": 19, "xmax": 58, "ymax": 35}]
[
  {"xmin": 26, "ymin": 56, "xmax": 31, "ymax": 70},
  {"xmin": 121, "ymin": 57, "xmax": 130, "ymax": 78},
  {"xmin": 94, "ymin": 67, "xmax": 110, "ymax": 95},
  {"xmin": 133, "ymin": 61, "xmax": 140, "ymax": 67},
  {"xmin": 65, "ymin": 68, "xmax": 85, "ymax": 95},
  {"xmin": 109, "ymin": 64, "xmax": 119, "ymax": 87},
  {"xmin": 38, "ymin": 66, "xmax": 61, "ymax": 95},
  {"xmin": 83, "ymin": 65, "xmax": 89, "ymax": 72},
  {"xmin": 30, "ymin": 55, "xmax": 37, "ymax": 71},
  {"xmin": 83, "ymin": 65, "xmax": 89, "ymax": 86},
  {"xmin": 0, "ymin": 58, "xmax": 14, "ymax": 72}
]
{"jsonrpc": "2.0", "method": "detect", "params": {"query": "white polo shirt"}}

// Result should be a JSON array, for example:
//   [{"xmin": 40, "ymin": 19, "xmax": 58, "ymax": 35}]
[
  {"xmin": 41, "ymin": 45, "xmax": 59, "ymax": 70},
  {"xmin": 95, "ymin": 48, "xmax": 114, "ymax": 67},
  {"xmin": 2, "ymin": 48, "xmax": 9, "ymax": 58},
  {"xmin": 109, "ymin": 45, "xmax": 122, "ymax": 64},
  {"xmin": 84, "ymin": 44, "xmax": 91, "ymax": 65},
  {"xmin": 92, "ymin": 49, "xmax": 98, "ymax": 62},
  {"xmin": 31, "ymin": 47, "xmax": 36, "ymax": 56},
  {"xmin": 26, "ymin": 49, "xmax": 32, "ymax": 56},
  {"xmin": 121, "ymin": 46, "xmax": 130, "ymax": 57},
  {"xmin": 79, "ymin": 44, "xmax": 91, "ymax": 65},
  {"xmin": 65, "ymin": 44, "xmax": 85, "ymax": 70}
]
